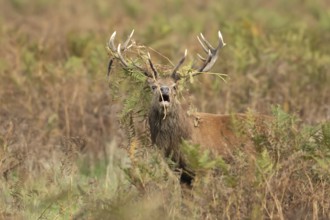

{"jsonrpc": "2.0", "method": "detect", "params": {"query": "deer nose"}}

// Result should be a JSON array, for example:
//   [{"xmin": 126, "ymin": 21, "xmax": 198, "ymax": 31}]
[{"xmin": 160, "ymin": 86, "xmax": 170, "ymax": 95}]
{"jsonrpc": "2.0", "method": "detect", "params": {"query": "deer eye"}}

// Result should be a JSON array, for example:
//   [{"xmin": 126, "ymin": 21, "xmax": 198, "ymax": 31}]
[
  {"xmin": 172, "ymin": 85, "xmax": 177, "ymax": 90},
  {"xmin": 151, "ymin": 85, "xmax": 157, "ymax": 91}
]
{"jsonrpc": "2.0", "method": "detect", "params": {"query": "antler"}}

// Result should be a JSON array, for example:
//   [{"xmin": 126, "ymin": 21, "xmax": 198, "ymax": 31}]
[
  {"xmin": 171, "ymin": 49, "xmax": 187, "ymax": 81},
  {"xmin": 170, "ymin": 30, "xmax": 225, "ymax": 80},
  {"xmin": 107, "ymin": 30, "xmax": 135, "ymax": 76},
  {"xmin": 147, "ymin": 53, "xmax": 159, "ymax": 79},
  {"xmin": 107, "ymin": 30, "xmax": 225, "ymax": 81},
  {"xmin": 195, "ymin": 30, "xmax": 225, "ymax": 74},
  {"xmin": 107, "ymin": 30, "xmax": 159, "ymax": 79}
]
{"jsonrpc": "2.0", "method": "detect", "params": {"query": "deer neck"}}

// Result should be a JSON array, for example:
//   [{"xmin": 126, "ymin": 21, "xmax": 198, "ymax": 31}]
[{"xmin": 148, "ymin": 101, "xmax": 192, "ymax": 159}]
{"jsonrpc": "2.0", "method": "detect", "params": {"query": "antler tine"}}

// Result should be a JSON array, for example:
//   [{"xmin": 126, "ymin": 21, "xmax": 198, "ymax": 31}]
[
  {"xmin": 122, "ymin": 29, "xmax": 135, "ymax": 50},
  {"xmin": 197, "ymin": 35, "xmax": 208, "ymax": 53},
  {"xmin": 217, "ymin": 30, "xmax": 226, "ymax": 49},
  {"xmin": 198, "ymin": 33, "xmax": 215, "ymax": 51},
  {"xmin": 107, "ymin": 58, "xmax": 114, "ymax": 77},
  {"xmin": 117, "ymin": 43, "xmax": 129, "ymax": 67},
  {"xmin": 197, "ymin": 53, "xmax": 206, "ymax": 62},
  {"xmin": 147, "ymin": 52, "xmax": 158, "ymax": 79},
  {"xmin": 108, "ymin": 31, "xmax": 117, "ymax": 52}
]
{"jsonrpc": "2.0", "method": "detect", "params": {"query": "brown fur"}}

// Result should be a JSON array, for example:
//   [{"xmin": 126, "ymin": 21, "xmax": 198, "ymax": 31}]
[{"xmin": 147, "ymin": 77, "xmax": 271, "ymax": 182}]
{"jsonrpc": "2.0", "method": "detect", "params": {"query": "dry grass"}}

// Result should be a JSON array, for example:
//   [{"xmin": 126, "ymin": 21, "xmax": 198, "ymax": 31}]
[{"xmin": 0, "ymin": 0, "xmax": 329, "ymax": 219}]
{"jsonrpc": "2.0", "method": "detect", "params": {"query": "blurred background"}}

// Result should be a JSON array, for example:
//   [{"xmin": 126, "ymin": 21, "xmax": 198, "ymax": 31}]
[
  {"xmin": 1, "ymin": 0, "xmax": 329, "ymax": 154},
  {"xmin": 0, "ymin": 0, "xmax": 329, "ymax": 218}
]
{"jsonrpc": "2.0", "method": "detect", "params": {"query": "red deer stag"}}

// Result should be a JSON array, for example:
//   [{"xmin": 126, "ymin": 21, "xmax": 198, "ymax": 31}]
[{"xmin": 107, "ymin": 30, "xmax": 270, "ymax": 184}]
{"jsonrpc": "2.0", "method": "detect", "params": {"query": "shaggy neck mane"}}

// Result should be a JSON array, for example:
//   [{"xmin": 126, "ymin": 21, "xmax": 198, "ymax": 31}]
[{"xmin": 148, "ymin": 101, "xmax": 191, "ymax": 166}]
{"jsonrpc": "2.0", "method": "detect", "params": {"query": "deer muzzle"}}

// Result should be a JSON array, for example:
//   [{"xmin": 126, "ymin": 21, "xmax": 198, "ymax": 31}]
[{"xmin": 159, "ymin": 86, "xmax": 170, "ymax": 107}]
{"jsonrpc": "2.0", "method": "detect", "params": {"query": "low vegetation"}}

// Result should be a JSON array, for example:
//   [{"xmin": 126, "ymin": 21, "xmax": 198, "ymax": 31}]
[{"xmin": 0, "ymin": 0, "xmax": 329, "ymax": 219}]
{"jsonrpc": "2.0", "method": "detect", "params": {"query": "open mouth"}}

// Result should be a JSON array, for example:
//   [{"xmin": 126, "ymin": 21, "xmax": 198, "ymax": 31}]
[
  {"xmin": 159, "ymin": 94, "xmax": 170, "ymax": 102},
  {"xmin": 159, "ymin": 94, "xmax": 170, "ymax": 107}
]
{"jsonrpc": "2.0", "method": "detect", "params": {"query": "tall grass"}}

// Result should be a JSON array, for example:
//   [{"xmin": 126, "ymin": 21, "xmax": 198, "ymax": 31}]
[{"xmin": 0, "ymin": 0, "xmax": 329, "ymax": 219}]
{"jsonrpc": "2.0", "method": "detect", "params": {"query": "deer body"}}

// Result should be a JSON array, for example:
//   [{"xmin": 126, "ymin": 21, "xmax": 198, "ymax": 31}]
[
  {"xmin": 147, "ymin": 84, "xmax": 267, "ymax": 184},
  {"xmin": 147, "ymin": 77, "xmax": 262, "ymax": 165},
  {"xmin": 150, "ymin": 109, "xmax": 267, "ymax": 157}
]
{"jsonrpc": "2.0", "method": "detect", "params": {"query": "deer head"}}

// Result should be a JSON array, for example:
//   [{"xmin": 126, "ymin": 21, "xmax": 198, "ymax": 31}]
[{"xmin": 107, "ymin": 30, "xmax": 226, "ymax": 117}]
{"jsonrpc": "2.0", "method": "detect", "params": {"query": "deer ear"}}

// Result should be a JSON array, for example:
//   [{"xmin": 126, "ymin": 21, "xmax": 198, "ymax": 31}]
[
  {"xmin": 147, "ymin": 77, "xmax": 156, "ymax": 85},
  {"xmin": 171, "ymin": 72, "xmax": 181, "ymax": 82}
]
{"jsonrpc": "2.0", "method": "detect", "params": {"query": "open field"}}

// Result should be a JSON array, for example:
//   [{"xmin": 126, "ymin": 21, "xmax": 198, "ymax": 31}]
[{"xmin": 0, "ymin": 0, "xmax": 330, "ymax": 219}]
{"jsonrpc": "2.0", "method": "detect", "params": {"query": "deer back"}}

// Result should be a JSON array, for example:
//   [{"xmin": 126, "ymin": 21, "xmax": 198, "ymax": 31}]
[{"xmin": 188, "ymin": 112, "xmax": 271, "ymax": 157}]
